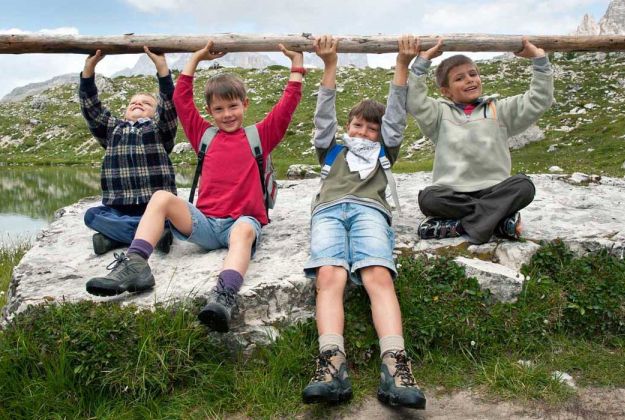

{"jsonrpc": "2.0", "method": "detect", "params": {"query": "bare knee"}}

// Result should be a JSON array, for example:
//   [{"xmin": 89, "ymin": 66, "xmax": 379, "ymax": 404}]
[
  {"xmin": 361, "ymin": 266, "xmax": 394, "ymax": 291},
  {"xmin": 316, "ymin": 266, "xmax": 348, "ymax": 292},
  {"xmin": 230, "ymin": 222, "xmax": 256, "ymax": 246},
  {"xmin": 148, "ymin": 190, "xmax": 177, "ymax": 209}
]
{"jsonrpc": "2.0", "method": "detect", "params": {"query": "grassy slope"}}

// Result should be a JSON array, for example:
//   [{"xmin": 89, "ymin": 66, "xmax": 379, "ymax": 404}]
[{"xmin": 1, "ymin": 53, "xmax": 624, "ymax": 177}]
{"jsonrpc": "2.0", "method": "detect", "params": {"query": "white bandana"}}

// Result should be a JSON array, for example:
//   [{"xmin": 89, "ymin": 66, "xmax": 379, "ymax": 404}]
[{"xmin": 342, "ymin": 134, "xmax": 381, "ymax": 179}]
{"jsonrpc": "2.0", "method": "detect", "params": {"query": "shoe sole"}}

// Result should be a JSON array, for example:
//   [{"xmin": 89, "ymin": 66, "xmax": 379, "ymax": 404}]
[
  {"xmin": 197, "ymin": 308, "xmax": 230, "ymax": 333},
  {"xmin": 86, "ymin": 276, "xmax": 155, "ymax": 297},
  {"xmin": 377, "ymin": 389, "xmax": 426, "ymax": 409},
  {"xmin": 302, "ymin": 389, "xmax": 353, "ymax": 404}
]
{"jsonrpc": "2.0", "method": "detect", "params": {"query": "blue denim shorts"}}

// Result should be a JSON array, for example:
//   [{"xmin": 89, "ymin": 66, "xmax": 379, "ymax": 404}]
[
  {"xmin": 303, "ymin": 202, "xmax": 396, "ymax": 284},
  {"xmin": 171, "ymin": 202, "xmax": 262, "ymax": 255}
]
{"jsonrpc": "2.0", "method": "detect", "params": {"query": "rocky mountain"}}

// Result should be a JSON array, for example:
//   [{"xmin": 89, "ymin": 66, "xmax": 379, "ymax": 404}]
[
  {"xmin": 113, "ymin": 52, "xmax": 278, "ymax": 77},
  {"xmin": 1, "ymin": 73, "xmax": 78, "ymax": 103},
  {"xmin": 575, "ymin": 0, "xmax": 625, "ymax": 35}
]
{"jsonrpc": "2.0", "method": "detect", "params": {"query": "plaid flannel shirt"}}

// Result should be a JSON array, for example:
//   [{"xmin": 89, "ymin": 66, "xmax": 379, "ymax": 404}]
[{"xmin": 79, "ymin": 73, "xmax": 178, "ymax": 206}]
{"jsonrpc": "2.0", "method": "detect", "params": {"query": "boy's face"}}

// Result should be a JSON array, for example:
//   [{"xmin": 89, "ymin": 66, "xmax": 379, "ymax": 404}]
[
  {"xmin": 206, "ymin": 95, "xmax": 249, "ymax": 133},
  {"xmin": 440, "ymin": 63, "xmax": 482, "ymax": 104},
  {"xmin": 125, "ymin": 94, "xmax": 157, "ymax": 121},
  {"xmin": 346, "ymin": 116, "xmax": 381, "ymax": 142}
]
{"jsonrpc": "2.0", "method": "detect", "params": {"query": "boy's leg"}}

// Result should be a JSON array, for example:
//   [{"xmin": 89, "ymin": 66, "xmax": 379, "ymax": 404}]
[
  {"xmin": 417, "ymin": 186, "xmax": 473, "ymax": 240},
  {"xmin": 84, "ymin": 206, "xmax": 139, "ymax": 254},
  {"xmin": 360, "ymin": 266, "xmax": 426, "ymax": 410},
  {"xmin": 86, "ymin": 191, "xmax": 192, "ymax": 296},
  {"xmin": 302, "ymin": 205, "xmax": 353, "ymax": 404},
  {"xmin": 197, "ymin": 217, "xmax": 261, "ymax": 332},
  {"xmin": 461, "ymin": 174, "xmax": 535, "ymax": 243}
]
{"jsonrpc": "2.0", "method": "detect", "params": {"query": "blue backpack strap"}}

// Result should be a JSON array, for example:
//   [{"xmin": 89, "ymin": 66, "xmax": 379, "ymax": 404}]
[
  {"xmin": 320, "ymin": 144, "xmax": 344, "ymax": 179},
  {"xmin": 189, "ymin": 127, "xmax": 218, "ymax": 203},
  {"xmin": 378, "ymin": 146, "xmax": 401, "ymax": 214}
]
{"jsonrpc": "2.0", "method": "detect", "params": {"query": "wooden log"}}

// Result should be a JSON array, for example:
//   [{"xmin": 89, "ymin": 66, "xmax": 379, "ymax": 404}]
[{"xmin": 2, "ymin": 33, "xmax": 625, "ymax": 54}]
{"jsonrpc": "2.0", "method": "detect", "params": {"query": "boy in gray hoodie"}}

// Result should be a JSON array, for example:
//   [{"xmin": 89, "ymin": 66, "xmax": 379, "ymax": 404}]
[{"xmin": 407, "ymin": 37, "xmax": 554, "ymax": 244}]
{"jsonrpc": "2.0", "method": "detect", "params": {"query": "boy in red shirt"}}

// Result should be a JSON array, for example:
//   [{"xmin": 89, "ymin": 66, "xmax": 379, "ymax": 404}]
[{"xmin": 86, "ymin": 40, "xmax": 304, "ymax": 333}]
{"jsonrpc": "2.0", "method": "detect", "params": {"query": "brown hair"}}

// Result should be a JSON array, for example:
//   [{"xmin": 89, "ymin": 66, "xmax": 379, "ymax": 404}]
[
  {"xmin": 435, "ymin": 55, "xmax": 478, "ymax": 88},
  {"xmin": 347, "ymin": 99, "xmax": 386, "ymax": 126},
  {"xmin": 204, "ymin": 73, "xmax": 247, "ymax": 106}
]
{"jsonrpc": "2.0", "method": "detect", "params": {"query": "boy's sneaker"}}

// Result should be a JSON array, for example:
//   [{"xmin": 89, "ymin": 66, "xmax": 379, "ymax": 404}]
[
  {"xmin": 302, "ymin": 346, "xmax": 353, "ymax": 404},
  {"xmin": 86, "ymin": 252, "xmax": 155, "ymax": 296},
  {"xmin": 197, "ymin": 280, "xmax": 237, "ymax": 333},
  {"xmin": 92, "ymin": 233, "xmax": 123, "ymax": 255},
  {"xmin": 155, "ymin": 228, "xmax": 173, "ymax": 254},
  {"xmin": 418, "ymin": 217, "xmax": 462, "ymax": 240},
  {"xmin": 496, "ymin": 212, "xmax": 522, "ymax": 240},
  {"xmin": 377, "ymin": 350, "xmax": 426, "ymax": 409}
]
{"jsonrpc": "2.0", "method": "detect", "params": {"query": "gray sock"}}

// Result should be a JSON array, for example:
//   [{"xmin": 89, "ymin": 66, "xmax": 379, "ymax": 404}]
[
  {"xmin": 319, "ymin": 333, "xmax": 345, "ymax": 355},
  {"xmin": 379, "ymin": 335, "xmax": 405, "ymax": 358}
]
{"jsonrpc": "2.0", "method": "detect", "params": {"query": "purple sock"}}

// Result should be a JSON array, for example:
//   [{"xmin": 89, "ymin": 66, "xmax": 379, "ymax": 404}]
[
  {"xmin": 216, "ymin": 269, "xmax": 244, "ymax": 293},
  {"xmin": 127, "ymin": 239, "xmax": 153, "ymax": 260}
]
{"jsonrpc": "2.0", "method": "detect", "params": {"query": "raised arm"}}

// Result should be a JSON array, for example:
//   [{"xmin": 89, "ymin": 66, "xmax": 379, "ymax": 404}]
[
  {"xmin": 381, "ymin": 35, "xmax": 419, "ymax": 149},
  {"xmin": 406, "ymin": 38, "xmax": 444, "ymax": 142},
  {"xmin": 78, "ymin": 50, "xmax": 119, "ymax": 148},
  {"xmin": 496, "ymin": 37, "xmax": 554, "ymax": 136},
  {"xmin": 145, "ymin": 47, "xmax": 177, "ymax": 153},
  {"xmin": 312, "ymin": 35, "xmax": 339, "ymax": 153},
  {"xmin": 181, "ymin": 40, "xmax": 227, "ymax": 76}
]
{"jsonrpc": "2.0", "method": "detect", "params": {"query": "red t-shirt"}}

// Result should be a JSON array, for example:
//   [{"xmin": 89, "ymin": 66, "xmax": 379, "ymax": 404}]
[{"xmin": 173, "ymin": 74, "xmax": 302, "ymax": 225}]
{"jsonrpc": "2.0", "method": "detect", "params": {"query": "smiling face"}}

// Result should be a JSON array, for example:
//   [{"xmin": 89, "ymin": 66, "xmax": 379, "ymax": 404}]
[
  {"xmin": 346, "ymin": 115, "xmax": 381, "ymax": 142},
  {"xmin": 124, "ymin": 94, "xmax": 157, "ymax": 121},
  {"xmin": 440, "ymin": 63, "xmax": 482, "ymax": 104},
  {"xmin": 207, "ymin": 95, "xmax": 249, "ymax": 132}
]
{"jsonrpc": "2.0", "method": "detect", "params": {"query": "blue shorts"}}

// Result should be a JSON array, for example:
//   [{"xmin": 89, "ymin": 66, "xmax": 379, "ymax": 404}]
[
  {"xmin": 303, "ymin": 202, "xmax": 396, "ymax": 285},
  {"xmin": 171, "ymin": 202, "xmax": 262, "ymax": 255}
]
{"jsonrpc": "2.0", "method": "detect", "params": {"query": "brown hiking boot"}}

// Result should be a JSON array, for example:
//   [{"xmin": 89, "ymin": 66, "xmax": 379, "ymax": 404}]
[
  {"xmin": 377, "ymin": 350, "xmax": 426, "ymax": 409},
  {"xmin": 302, "ymin": 346, "xmax": 353, "ymax": 404}
]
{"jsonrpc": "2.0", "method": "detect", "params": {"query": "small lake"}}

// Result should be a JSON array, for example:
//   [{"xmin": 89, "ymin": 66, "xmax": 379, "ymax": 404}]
[{"xmin": 0, "ymin": 165, "xmax": 195, "ymax": 247}]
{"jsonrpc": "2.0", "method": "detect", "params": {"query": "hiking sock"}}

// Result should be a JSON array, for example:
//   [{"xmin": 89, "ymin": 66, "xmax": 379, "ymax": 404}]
[
  {"xmin": 216, "ymin": 269, "xmax": 244, "ymax": 293},
  {"xmin": 127, "ymin": 239, "xmax": 153, "ymax": 260},
  {"xmin": 319, "ymin": 333, "xmax": 345, "ymax": 355},
  {"xmin": 379, "ymin": 335, "xmax": 405, "ymax": 357}
]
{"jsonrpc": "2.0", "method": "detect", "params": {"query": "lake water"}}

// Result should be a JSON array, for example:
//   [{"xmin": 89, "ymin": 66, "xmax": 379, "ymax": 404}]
[{"xmin": 0, "ymin": 165, "xmax": 195, "ymax": 247}]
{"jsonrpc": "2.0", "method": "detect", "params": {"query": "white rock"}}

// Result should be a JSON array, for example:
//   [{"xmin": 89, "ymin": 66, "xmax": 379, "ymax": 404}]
[
  {"xmin": 172, "ymin": 143, "xmax": 193, "ymax": 154},
  {"xmin": 508, "ymin": 125, "xmax": 545, "ymax": 150},
  {"xmin": 495, "ymin": 241, "xmax": 542, "ymax": 272},
  {"xmin": 547, "ymin": 144, "xmax": 559, "ymax": 153},
  {"xmin": 552, "ymin": 371, "xmax": 576, "ymax": 388},
  {"xmin": 548, "ymin": 166, "xmax": 564, "ymax": 173},
  {"xmin": 454, "ymin": 257, "xmax": 525, "ymax": 303},
  {"xmin": 569, "ymin": 172, "xmax": 590, "ymax": 184},
  {"xmin": 286, "ymin": 164, "xmax": 319, "ymax": 179}
]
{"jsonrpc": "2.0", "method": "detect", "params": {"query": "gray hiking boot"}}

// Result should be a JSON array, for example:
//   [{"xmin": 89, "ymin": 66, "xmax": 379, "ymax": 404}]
[
  {"xmin": 86, "ymin": 252, "xmax": 155, "ymax": 296},
  {"xmin": 155, "ymin": 228, "xmax": 173, "ymax": 254},
  {"xmin": 496, "ymin": 212, "xmax": 522, "ymax": 240},
  {"xmin": 418, "ymin": 217, "xmax": 462, "ymax": 240},
  {"xmin": 92, "ymin": 233, "xmax": 123, "ymax": 255},
  {"xmin": 302, "ymin": 346, "xmax": 353, "ymax": 404},
  {"xmin": 197, "ymin": 279, "xmax": 237, "ymax": 333},
  {"xmin": 377, "ymin": 350, "xmax": 426, "ymax": 409}
]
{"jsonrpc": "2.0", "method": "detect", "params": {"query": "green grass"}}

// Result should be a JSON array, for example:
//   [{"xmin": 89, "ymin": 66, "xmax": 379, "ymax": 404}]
[
  {"xmin": 0, "ymin": 241, "xmax": 623, "ymax": 417},
  {"xmin": 0, "ymin": 243, "xmax": 29, "ymax": 308}
]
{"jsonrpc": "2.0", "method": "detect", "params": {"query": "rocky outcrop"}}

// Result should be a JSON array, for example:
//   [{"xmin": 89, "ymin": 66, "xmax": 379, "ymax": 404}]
[
  {"xmin": 4, "ymin": 173, "xmax": 625, "ymax": 347},
  {"xmin": 575, "ymin": 14, "xmax": 600, "ymax": 35},
  {"xmin": 600, "ymin": 0, "xmax": 625, "ymax": 34}
]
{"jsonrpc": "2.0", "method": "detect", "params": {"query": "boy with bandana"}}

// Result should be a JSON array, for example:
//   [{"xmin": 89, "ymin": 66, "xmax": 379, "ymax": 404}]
[{"xmin": 301, "ymin": 35, "xmax": 426, "ymax": 409}]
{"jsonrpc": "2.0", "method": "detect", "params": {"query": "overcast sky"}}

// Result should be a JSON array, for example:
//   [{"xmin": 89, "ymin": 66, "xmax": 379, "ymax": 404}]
[{"xmin": 0, "ymin": 0, "xmax": 612, "ymax": 98}]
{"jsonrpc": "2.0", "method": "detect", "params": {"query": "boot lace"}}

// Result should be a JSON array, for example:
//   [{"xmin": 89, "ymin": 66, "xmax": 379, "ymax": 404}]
[
  {"xmin": 106, "ymin": 252, "xmax": 129, "ymax": 271},
  {"xmin": 211, "ymin": 278, "xmax": 236, "ymax": 307},
  {"xmin": 390, "ymin": 351, "xmax": 416, "ymax": 387},
  {"xmin": 312, "ymin": 349, "xmax": 339, "ymax": 382}
]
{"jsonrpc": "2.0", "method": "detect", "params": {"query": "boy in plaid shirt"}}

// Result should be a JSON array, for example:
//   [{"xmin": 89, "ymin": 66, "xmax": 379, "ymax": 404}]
[{"xmin": 79, "ymin": 47, "xmax": 178, "ymax": 255}]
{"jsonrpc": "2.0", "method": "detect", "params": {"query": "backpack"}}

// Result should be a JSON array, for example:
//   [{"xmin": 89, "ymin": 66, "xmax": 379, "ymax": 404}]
[
  {"xmin": 320, "ymin": 143, "xmax": 401, "ymax": 214},
  {"xmin": 188, "ymin": 125, "xmax": 277, "ymax": 219}
]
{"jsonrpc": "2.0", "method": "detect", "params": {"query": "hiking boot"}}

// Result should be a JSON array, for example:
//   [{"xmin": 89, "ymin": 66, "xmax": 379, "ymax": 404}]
[
  {"xmin": 155, "ymin": 228, "xmax": 173, "ymax": 254},
  {"xmin": 92, "ymin": 233, "xmax": 123, "ymax": 255},
  {"xmin": 377, "ymin": 350, "xmax": 426, "ymax": 409},
  {"xmin": 197, "ymin": 279, "xmax": 237, "ymax": 333},
  {"xmin": 418, "ymin": 217, "xmax": 462, "ymax": 240},
  {"xmin": 86, "ymin": 252, "xmax": 155, "ymax": 296},
  {"xmin": 496, "ymin": 212, "xmax": 522, "ymax": 240},
  {"xmin": 302, "ymin": 346, "xmax": 353, "ymax": 404}
]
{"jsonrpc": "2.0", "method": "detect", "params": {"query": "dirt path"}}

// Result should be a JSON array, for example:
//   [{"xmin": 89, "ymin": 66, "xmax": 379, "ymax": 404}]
[{"xmin": 298, "ymin": 388, "xmax": 625, "ymax": 419}]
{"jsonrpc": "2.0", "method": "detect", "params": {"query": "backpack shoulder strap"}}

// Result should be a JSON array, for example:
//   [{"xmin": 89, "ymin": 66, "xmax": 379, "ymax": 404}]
[
  {"xmin": 378, "ymin": 146, "xmax": 401, "ymax": 214},
  {"xmin": 244, "ymin": 124, "xmax": 269, "ymax": 217},
  {"xmin": 320, "ymin": 144, "xmax": 344, "ymax": 179},
  {"xmin": 189, "ymin": 126, "xmax": 219, "ymax": 203}
]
